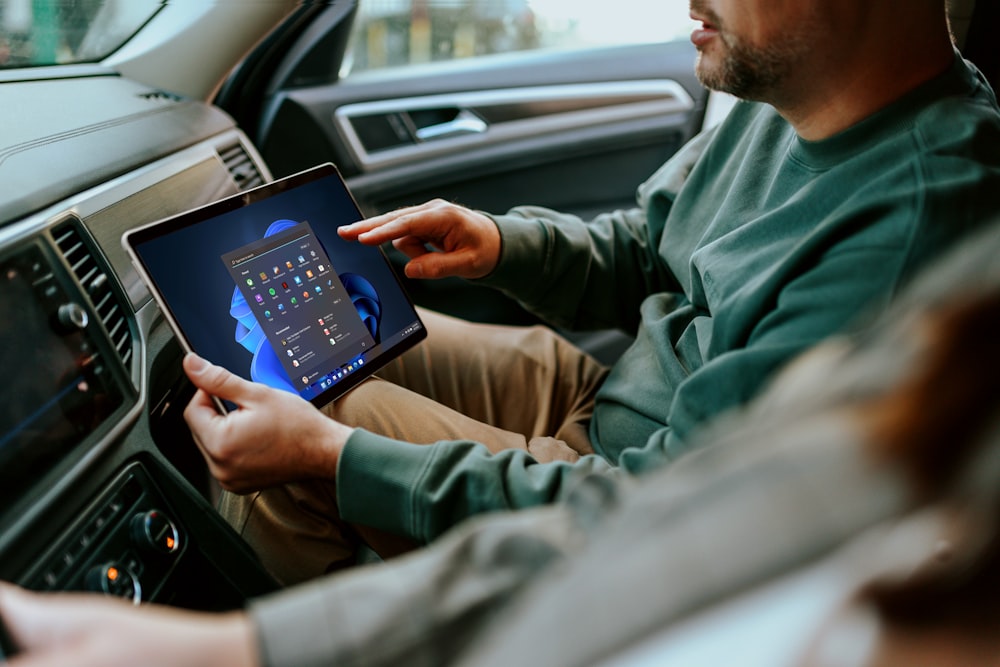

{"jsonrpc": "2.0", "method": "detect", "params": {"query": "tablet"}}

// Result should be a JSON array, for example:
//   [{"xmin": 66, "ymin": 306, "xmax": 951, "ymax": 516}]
[{"xmin": 124, "ymin": 163, "xmax": 425, "ymax": 410}]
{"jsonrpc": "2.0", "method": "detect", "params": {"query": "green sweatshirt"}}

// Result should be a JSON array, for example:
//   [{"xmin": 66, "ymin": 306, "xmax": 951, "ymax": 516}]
[{"xmin": 338, "ymin": 54, "xmax": 1000, "ymax": 544}]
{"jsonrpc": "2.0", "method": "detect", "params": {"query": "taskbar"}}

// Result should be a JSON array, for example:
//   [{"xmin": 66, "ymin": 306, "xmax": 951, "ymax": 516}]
[{"xmin": 308, "ymin": 319, "xmax": 424, "ymax": 395}]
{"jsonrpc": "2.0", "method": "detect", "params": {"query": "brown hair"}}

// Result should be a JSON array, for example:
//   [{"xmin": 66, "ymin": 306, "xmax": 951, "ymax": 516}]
[
  {"xmin": 863, "ymin": 290, "xmax": 1000, "ymax": 497},
  {"xmin": 860, "ymin": 288, "xmax": 1000, "ymax": 627}
]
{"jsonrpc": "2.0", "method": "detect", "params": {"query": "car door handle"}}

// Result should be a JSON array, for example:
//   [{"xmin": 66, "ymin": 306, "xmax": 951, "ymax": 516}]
[{"xmin": 414, "ymin": 110, "xmax": 488, "ymax": 142}]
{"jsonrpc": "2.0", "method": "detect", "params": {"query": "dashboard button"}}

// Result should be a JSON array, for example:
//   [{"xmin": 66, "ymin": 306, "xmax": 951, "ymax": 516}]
[
  {"xmin": 130, "ymin": 510, "xmax": 180, "ymax": 555},
  {"xmin": 55, "ymin": 302, "xmax": 89, "ymax": 332},
  {"xmin": 85, "ymin": 563, "xmax": 141, "ymax": 603}
]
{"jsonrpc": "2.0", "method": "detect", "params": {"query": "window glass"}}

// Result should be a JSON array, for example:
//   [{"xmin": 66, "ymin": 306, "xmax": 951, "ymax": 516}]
[
  {"xmin": 0, "ymin": 0, "xmax": 162, "ymax": 69},
  {"xmin": 343, "ymin": 0, "xmax": 694, "ymax": 76}
]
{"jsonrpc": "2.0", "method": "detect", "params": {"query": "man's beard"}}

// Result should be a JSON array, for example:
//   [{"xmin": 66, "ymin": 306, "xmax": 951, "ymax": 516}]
[
  {"xmin": 693, "ymin": 14, "xmax": 810, "ymax": 102},
  {"xmin": 696, "ymin": 38, "xmax": 791, "ymax": 100}
]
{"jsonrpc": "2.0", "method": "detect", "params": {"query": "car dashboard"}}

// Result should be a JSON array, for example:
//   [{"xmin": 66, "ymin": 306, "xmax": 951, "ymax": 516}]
[{"xmin": 0, "ymin": 70, "xmax": 281, "ymax": 609}]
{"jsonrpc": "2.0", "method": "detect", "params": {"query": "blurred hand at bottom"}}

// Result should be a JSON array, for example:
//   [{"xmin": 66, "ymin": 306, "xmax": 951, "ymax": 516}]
[{"xmin": 0, "ymin": 583, "xmax": 257, "ymax": 667}]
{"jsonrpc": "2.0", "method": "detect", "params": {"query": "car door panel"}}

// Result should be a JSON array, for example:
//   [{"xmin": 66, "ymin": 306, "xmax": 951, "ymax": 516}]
[{"xmin": 257, "ymin": 41, "xmax": 705, "ymax": 217}]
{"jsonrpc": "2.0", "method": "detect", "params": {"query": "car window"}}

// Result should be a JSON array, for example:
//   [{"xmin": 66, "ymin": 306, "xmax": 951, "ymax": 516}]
[
  {"xmin": 342, "ymin": 0, "xmax": 694, "ymax": 76},
  {"xmin": 0, "ymin": 0, "xmax": 161, "ymax": 69}
]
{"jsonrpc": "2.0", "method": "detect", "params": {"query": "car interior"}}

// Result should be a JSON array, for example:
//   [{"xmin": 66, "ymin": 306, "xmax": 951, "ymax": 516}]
[{"xmin": 0, "ymin": 0, "xmax": 993, "ymax": 643}]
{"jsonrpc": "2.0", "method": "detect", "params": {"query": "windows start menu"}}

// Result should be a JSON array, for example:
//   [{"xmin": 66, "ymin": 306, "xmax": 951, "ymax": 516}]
[{"xmin": 222, "ymin": 221, "xmax": 375, "ymax": 387}]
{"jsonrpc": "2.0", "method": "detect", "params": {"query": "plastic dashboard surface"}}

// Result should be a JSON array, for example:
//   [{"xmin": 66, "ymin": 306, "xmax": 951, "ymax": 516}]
[{"xmin": 0, "ymin": 77, "xmax": 280, "ymax": 611}]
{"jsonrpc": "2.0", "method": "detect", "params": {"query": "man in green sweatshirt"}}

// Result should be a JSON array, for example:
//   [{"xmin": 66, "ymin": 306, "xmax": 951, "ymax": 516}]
[{"xmin": 183, "ymin": 0, "xmax": 1000, "ymax": 583}]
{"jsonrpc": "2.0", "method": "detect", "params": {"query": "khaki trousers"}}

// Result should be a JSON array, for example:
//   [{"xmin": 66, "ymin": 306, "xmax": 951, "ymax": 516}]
[{"xmin": 219, "ymin": 309, "xmax": 609, "ymax": 585}]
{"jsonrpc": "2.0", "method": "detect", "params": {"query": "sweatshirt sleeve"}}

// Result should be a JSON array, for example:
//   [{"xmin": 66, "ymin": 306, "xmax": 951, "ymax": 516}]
[
  {"xmin": 477, "ymin": 206, "xmax": 666, "ymax": 332},
  {"xmin": 251, "ymin": 503, "xmax": 580, "ymax": 667},
  {"xmin": 336, "ymin": 429, "xmax": 622, "ymax": 544},
  {"xmin": 475, "ymin": 127, "xmax": 717, "ymax": 332}
]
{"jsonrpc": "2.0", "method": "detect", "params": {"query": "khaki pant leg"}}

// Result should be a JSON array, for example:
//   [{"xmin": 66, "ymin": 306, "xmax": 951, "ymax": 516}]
[
  {"xmin": 219, "ymin": 309, "xmax": 609, "ymax": 585},
  {"xmin": 377, "ymin": 309, "xmax": 608, "ymax": 453}
]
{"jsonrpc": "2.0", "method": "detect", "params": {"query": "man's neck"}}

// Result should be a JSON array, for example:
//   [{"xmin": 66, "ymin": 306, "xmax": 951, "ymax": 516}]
[{"xmin": 777, "ymin": 13, "xmax": 956, "ymax": 141}]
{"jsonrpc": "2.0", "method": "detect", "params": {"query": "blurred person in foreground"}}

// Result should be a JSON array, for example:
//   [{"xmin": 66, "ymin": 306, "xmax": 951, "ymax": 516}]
[{"xmin": 2, "ymin": 213, "xmax": 1000, "ymax": 666}]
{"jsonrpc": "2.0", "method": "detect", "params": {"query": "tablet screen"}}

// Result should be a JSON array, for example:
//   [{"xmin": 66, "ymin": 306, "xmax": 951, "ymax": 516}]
[{"xmin": 125, "ymin": 164, "xmax": 425, "ymax": 408}]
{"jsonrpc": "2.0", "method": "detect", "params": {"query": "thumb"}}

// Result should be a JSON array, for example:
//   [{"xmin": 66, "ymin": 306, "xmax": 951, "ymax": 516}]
[{"xmin": 182, "ymin": 353, "xmax": 256, "ymax": 405}]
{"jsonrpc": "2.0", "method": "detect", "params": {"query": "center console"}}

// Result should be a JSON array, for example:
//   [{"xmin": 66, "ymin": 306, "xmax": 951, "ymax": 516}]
[
  {"xmin": 27, "ymin": 463, "xmax": 185, "ymax": 603},
  {"xmin": 0, "ymin": 213, "xmax": 279, "ymax": 613}
]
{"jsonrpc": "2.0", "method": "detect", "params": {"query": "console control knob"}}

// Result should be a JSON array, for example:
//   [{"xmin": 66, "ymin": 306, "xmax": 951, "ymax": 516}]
[
  {"xmin": 56, "ymin": 302, "xmax": 89, "ymax": 332},
  {"xmin": 85, "ymin": 563, "xmax": 141, "ymax": 603},
  {"xmin": 130, "ymin": 510, "xmax": 180, "ymax": 555}
]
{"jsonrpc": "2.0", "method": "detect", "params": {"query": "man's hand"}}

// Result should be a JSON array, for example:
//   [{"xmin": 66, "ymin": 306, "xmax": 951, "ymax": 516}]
[
  {"xmin": 339, "ymin": 199, "xmax": 501, "ymax": 280},
  {"xmin": 182, "ymin": 353, "xmax": 354, "ymax": 493},
  {"xmin": 0, "ymin": 584, "xmax": 257, "ymax": 667}
]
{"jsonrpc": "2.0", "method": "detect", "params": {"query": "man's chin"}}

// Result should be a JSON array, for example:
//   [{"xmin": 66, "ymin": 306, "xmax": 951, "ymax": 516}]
[
  {"xmin": 694, "ymin": 52, "xmax": 764, "ymax": 100},
  {"xmin": 694, "ymin": 57, "xmax": 728, "ymax": 94}
]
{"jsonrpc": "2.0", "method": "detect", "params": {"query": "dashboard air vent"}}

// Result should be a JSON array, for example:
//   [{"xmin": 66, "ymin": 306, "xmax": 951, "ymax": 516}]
[
  {"xmin": 220, "ymin": 142, "xmax": 264, "ymax": 191},
  {"xmin": 52, "ymin": 219, "xmax": 134, "ymax": 369},
  {"xmin": 137, "ymin": 90, "xmax": 184, "ymax": 103}
]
